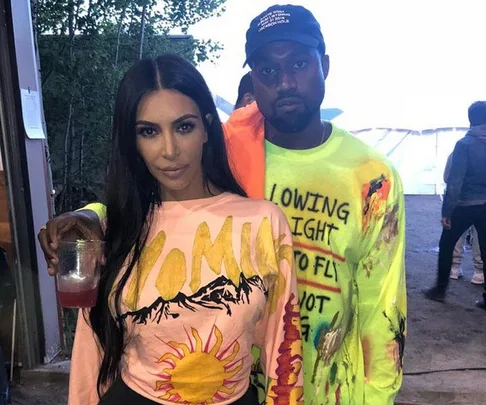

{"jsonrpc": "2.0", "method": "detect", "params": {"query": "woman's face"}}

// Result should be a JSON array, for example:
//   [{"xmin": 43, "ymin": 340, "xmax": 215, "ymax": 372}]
[{"xmin": 135, "ymin": 89, "xmax": 209, "ymax": 201}]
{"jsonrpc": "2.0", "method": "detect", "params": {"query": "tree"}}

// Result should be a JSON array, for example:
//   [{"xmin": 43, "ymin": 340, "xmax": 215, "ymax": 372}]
[{"xmin": 34, "ymin": 0, "xmax": 226, "ymax": 213}]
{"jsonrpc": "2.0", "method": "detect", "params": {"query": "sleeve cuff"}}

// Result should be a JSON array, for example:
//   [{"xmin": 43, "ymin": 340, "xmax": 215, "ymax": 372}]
[{"xmin": 76, "ymin": 203, "xmax": 107, "ymax": 221}]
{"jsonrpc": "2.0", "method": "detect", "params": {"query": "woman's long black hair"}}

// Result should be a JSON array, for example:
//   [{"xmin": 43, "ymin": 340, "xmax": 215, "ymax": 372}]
[{"xmin": 88, "ymin": 54, "xmax": 246, "ymax": 396}]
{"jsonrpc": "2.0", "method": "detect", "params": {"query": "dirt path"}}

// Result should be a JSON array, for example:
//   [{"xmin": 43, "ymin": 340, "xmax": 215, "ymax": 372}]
[
  {"xmin": 396, "ymin": 196, "xmax": 486, "ymax": 404},
  {"xmin": 404, "ymin": 195, "xmax": 485, "ymax": 373},
  {"xmin": 10, "ymin": 196, "xmax": 486, "ymax": 404},
  {"xmin": 11, "ymin": 379, "xmax": 68, "ymax": 405}
]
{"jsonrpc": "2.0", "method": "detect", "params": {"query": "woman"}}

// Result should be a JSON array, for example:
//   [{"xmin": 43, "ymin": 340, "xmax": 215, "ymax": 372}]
[{"xmin": 42, "ymin": 54, "xmax": 303, "ymax": 405}]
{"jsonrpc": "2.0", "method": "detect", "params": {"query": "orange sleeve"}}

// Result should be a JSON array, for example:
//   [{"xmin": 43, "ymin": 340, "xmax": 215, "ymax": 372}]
[{"xmin": 222, "ymin": 106, "xmax": 266, "ymax": 199}]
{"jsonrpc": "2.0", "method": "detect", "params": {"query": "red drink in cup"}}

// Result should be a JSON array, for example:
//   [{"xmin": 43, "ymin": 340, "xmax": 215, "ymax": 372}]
[
  {"xmin": 56, "ymin": 240, "xmax": 105, "ymax": 308},
  {"xmin": 57, "ymin": 281, "xmax": 99, "ymax": 308}
]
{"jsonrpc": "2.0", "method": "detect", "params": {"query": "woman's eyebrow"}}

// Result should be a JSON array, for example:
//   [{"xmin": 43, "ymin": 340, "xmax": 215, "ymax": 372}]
[
  {"xmin": 172, "ymin": 114, "xmax": 199, "ymax": 125},
  {"xmin": 135, "ymin": 120, "xmax": 158, "ymax": 126}
]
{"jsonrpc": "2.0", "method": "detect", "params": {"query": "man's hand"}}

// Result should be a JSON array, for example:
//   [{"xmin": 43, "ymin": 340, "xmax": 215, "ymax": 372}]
[
  {"xmin": 441, "ymin": 217, "xmax": 451, "ymax": 230},
  {"xmin": 37, "ymin": 210, "xmax": 104, "ymax": 276}
]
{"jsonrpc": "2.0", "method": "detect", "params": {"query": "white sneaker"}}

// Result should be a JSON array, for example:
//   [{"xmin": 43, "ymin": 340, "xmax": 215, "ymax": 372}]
[
  {"xmin": 471, "ymin": 271, "xmax": 484, "ymax": 285},
  {"xmin": 450, "ymin": 268, "xmax": 464, "ymax": 280}
]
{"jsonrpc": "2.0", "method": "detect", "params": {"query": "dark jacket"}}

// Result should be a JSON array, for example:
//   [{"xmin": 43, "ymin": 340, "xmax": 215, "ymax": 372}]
[
  {"xmin": 442, "ymin": 124, "xmax": 486, "ymax": 217},
  {"xmin": 443, "ymin": 153, "xmax": 453, "ymax": 183}
]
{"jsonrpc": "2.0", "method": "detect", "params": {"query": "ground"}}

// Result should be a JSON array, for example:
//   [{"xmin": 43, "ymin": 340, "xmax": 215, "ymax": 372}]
[
  {"xmin": 396, "ymin": 196, "xmax": 486, "ymax": 405},
  {"xmin": 9, "ymin": 196, "xmax": 486, "ymax": 405}
]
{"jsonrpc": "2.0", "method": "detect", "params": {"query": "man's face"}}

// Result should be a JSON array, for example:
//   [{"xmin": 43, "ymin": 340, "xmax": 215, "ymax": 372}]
[{"xmin": 251, "ymin": 41, "xmax": 329, "ymax": 133}]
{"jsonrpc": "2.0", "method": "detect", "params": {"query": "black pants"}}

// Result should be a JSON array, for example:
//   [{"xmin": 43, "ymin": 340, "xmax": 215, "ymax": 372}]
[
  {"xmin": 99, "ymin": 378, "xmax": 259, "ymax": 405},
  {"xmin": 437, "ymin": 204, "xmax": 486, "ymax": 295},
  {"xmin": 0, "ymin": 345, "xmax": 11, "ymax": 405}
]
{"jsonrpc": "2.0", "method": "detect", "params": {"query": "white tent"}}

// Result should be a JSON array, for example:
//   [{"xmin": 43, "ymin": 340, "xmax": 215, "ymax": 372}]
[
  {"xmin": 332, "ymin": 96, "xmax": 472, "ymax": 131},
  {"xmin": 350, "ymin": 127, "xmax": 466, "ymax": 195}
]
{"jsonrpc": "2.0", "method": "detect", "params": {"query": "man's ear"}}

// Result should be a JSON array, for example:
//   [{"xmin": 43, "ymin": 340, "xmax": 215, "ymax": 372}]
[
  {"xmin": 321, "ymin": 54, "xmax": 330, "ymax": 80},
  {"xmin": 203, "ymin": 114, "xmax": 213, "ymax": 143},
  {"xmin": 243, "ymin": 93, "xmax": 255, "ymax": 106}
]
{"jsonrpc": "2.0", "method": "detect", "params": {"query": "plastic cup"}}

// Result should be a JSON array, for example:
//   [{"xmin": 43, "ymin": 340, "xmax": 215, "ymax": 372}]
[{"xmin": 55, "ymin": 240, "xmax": 105, "ymax": 308}]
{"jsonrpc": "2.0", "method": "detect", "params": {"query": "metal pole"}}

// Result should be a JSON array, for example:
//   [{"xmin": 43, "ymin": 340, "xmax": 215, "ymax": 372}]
[{"xmin": 10, "ymin": 299, "xmax": 16, "ymax": 381}]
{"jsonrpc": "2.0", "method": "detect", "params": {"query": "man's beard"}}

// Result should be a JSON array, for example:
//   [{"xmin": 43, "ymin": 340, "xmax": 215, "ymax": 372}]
[{"xmin": 268, "ymin": 107, "xmax": 318, "ymax": 133}]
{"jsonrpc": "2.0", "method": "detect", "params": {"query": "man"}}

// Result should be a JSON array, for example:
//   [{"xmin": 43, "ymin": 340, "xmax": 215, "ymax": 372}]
[
  {"xmin": 39, "ymin": 5, "xmax": 406, "ymax": 405},
  {"xmin": 425, "ymin": 101, "xmax": 486, "ymax": 308},
  {"xmin": 443, "ymin": 153, "xmax": 484, "ymax": 284},
  {"xmin": 234, "ymin": 72, "xmax": 255, "ymax": 110}
]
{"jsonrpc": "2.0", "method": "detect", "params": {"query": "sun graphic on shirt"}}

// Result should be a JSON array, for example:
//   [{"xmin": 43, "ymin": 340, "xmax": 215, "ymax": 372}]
[{"xmin": 154, "ymin": 326, "xmax": 244, "ymax": 404}]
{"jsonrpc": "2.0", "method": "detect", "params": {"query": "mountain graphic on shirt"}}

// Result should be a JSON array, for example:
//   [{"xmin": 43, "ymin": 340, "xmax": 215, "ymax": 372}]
[{"xmin": 120, "ymin": 273, "xmax": 267, "ymax": 325}]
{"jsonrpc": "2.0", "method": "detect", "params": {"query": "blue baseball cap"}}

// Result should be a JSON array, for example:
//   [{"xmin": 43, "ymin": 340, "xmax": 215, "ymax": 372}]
[{"xmin": 244, "ymin": 4, "xmax": 326, "ymax": 66}]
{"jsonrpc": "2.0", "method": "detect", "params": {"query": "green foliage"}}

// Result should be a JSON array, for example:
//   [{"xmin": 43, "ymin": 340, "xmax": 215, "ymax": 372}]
[{"xmin": 35, "ymin": 0, "xmax": 225, "ymax": 214}]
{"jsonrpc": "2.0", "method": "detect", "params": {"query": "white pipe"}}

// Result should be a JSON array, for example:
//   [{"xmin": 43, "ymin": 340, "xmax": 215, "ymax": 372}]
[{"xmin": 10, "ymin": 299, "xmax": 17, "ymax": 381}]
